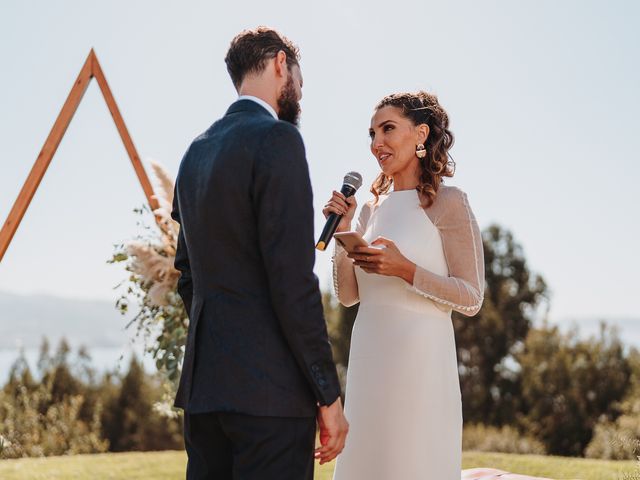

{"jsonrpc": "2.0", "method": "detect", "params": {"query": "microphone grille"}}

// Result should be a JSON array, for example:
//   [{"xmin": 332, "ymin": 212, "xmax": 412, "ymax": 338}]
[{"xmin": 343, "ymin": 171, "xmax": 363, "ymax": 191}]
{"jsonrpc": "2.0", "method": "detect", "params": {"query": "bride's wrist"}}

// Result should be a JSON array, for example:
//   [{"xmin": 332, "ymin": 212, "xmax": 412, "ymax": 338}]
[{"xmin": 401, "ymin": 261, "xmax": 417, "ymax": 285}]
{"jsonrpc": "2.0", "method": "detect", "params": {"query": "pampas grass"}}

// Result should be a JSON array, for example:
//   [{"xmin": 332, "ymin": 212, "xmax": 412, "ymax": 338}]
[
  {"xmin": 125, "ymin": 240, "xmax": 179, "ymax": 307},
  {"xmin": 120, "ymin": 159, "xmax": 180, "ymax": 307},
  {"xmin": 109, "ymin": 159, "xmax": 188, "ymax": 412},
  {"xmin": 148, "ymin": 159, "xmax": 179, "ymax": 254}
]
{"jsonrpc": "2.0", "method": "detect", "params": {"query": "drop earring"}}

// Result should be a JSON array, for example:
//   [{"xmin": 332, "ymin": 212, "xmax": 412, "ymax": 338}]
[{"xmin": 415, "ymin": 144, "xmax": 427, "ymax": 159}]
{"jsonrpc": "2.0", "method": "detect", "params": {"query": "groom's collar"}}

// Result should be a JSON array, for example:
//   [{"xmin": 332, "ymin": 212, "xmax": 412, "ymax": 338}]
[
  {"xmin": 226, "ymin": 96, "xmax": 278, "ymax": 119},
  {"xmin": 238, "ymin": 95, "xmax": 278, "ymax": 119}
]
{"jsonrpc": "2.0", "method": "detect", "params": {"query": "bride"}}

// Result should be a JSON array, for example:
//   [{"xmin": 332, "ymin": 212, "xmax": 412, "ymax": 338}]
[{"xmin": 324, "ymin": 91, "xmax": 484, "ymax": 479}]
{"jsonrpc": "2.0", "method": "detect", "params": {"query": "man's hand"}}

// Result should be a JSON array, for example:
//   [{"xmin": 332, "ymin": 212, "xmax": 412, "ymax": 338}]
[{"xmin": 315, "ymin": 396, "xmax": 349, "ymax": 464}]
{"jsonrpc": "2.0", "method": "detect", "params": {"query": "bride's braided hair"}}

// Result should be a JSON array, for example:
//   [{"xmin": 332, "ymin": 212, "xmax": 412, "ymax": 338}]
[{"xmin": 371, "ymin": 91, "xmax": 455, "ymax": 207}]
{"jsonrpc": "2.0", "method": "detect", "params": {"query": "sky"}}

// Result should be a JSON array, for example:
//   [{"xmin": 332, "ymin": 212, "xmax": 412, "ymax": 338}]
[{"xmin": 0, "ymin": 0, "xmax": 638, "ymax": 329}]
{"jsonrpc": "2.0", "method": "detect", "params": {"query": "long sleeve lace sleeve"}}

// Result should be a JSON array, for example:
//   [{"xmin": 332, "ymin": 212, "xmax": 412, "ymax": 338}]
[
  {"xmin": 331, "ymin": 202, "xmax": 373, "ymax": 307},
  {"xmin": 409, "ymin": 187, "xmax": 485, "ymax": 316}
]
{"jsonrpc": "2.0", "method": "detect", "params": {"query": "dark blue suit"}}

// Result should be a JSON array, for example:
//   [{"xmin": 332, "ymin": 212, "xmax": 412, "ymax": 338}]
[{"xmin": 171, "ymin": 99, "xmax": 340, "ymax": 479}]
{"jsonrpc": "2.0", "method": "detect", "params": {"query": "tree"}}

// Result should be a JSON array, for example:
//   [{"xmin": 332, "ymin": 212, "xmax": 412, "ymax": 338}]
[
  {"xmin": 103, "ymin": 356, "xmax": 149, "ymax": 451},
  {"xmin": 324, "ymin": 291, "xmax": 359, "ymax": 396},
  {"xmin": 40, "ymin": 338, "xmax": 82, "ymax": 408},
  {"xmin": 324, "ymin": 291, "xmax": 357, "ymax": 369},
  {"xmin": 0, "ymin": 341, "xmax": 109, "ymax": 458},
  {"xmin": 518, "ymin": 322, "xmax": 630, "ymax": 456},
  {"xmin": 3, "ymin": 349, "xmax": 37, "ymax": 397},
  {"xmin": 586, "ymin": 347, "xmax": 640, "ymax": 459},
  {"xmin": 102, "ymin": 356, "xmax": 182, "ymax": 451},
  {"xmin": 453, "ymin": 224, "xmax": 547, "ymax": 425}
]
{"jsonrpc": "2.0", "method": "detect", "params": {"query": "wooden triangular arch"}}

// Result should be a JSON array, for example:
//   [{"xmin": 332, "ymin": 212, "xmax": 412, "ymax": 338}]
[{"xmin": 0, "ymin": 49, "xmax": 160, "ymax": 262}]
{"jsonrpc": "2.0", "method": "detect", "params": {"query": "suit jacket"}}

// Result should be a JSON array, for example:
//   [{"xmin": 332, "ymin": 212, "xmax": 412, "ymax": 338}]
[{"xmin": 171, "ymin": 99, "xmax": 341, "ymax": 417}]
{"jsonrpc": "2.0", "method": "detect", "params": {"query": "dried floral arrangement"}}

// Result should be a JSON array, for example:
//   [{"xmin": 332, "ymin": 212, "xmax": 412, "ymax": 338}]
[{"xmin": 109, "ymin": 160, "xmax": 185, "ymax": 416}]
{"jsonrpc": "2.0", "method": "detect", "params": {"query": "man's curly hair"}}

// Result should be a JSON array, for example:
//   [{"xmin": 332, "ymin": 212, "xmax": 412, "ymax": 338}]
[{"xmin": 225, "ymin": 27, "xmax": 300, "ymax": 89}]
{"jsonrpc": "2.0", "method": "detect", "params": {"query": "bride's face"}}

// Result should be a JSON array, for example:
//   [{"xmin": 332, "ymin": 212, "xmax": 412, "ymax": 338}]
[{"xmin": 369, "ymin": 106, "xmax": 427, "ymax": 178}]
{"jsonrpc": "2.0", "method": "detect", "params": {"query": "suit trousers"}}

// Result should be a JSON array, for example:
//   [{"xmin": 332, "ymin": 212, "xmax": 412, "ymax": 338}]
[{"xmin": 184, "ymin": 411, "xmax": 317, "ymax": 480}]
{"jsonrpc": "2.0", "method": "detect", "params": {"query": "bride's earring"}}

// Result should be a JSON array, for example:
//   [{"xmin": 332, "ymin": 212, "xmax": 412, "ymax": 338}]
[{"xmin": 415, "ymin": 144, "xmax": 427, "ymax": 159}]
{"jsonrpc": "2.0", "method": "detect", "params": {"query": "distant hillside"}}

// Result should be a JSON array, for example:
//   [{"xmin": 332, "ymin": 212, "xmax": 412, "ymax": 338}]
[{"xmin": 0, "ymin": 291, "xmax": 135, "ymax": 350}]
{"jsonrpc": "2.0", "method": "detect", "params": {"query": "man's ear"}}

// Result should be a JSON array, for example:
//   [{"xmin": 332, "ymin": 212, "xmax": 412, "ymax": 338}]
[{"xmin": 274, "ymin": 50, "xmax": 288, "ymax": 78}]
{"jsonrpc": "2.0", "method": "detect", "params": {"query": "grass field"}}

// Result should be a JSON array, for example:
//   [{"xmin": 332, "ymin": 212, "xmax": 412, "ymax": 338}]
[{"xmin": 0, "ymin": 450, "xmax": 637, "ymax": 480}]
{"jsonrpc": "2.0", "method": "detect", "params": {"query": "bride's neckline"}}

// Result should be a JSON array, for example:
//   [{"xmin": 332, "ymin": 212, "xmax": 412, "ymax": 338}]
[{"xmin": 388, "ymin": 188, "xmax": 418, "ymax": 194}]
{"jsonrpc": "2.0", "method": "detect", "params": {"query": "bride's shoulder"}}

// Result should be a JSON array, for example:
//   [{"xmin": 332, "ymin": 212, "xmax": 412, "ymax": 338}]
[
  {"xmin": 362, "ymin": 198, "xmax": 377, "ymax": 209},
  {"xmin": 359, "ymin": 198, "xmax": 377, "ymax": 218},
  {"xmin": 429, "ymin": 185, "xmax": 475, "ymax": 224},
  {"xmin": 433, "ymin": 185, "xmax": 468, "ymax": 207}
]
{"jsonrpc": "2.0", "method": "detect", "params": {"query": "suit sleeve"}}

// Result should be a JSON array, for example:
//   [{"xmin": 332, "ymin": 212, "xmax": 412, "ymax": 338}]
[
  {"xmin": 171, "ymin": 182, "xmax": 194, "ymax": 317},
  {"xmin": 253, "ymin": 122, "xmax": 341, "ymax": 406}
]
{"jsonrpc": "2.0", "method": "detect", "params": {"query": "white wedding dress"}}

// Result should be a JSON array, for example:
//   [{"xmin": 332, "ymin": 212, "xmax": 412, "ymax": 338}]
[{"xmin": 332, "ymin": 186, "xmax": 484, "ymax": 480}]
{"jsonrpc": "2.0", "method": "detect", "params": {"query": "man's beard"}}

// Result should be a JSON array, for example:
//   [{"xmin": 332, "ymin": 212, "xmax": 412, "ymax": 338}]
[{"xmin": 277, "ymin": 75, "xmax": 301, "ymax": 126}]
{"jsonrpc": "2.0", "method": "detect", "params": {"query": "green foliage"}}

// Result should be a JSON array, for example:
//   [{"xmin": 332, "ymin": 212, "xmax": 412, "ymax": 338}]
[
  {"xmin": 517, "ymin": 322, "xmax": 630, "ymax": 456},
  {"xmin": 109, "ymin": 205, "xmax": 187, "ymax": 405},
  {"xmin": 454, "ymin": 224, "xmax": 548, "ymax": 426},
  {"xmin": 463, "ymin": 423, "xmax": 546, "ymax": 455},
  {"xmin": 0, "ymin": 338, "xmax": 182, "ymax": 458},
  {"xmin": 323, "ymin": 291, "xmax": 358, "ymax": 394},
  {"xmin": 0, "ymin": 363, "xmax": 108, "ymax": 457},
  {"xmin": 0, "ymin": 341, "xmax": 112, "ymax": 458},
  {"xmin": 586, "ymin": 348, "xmax": 640, "ymax": 460},
  {"xmin": 101, "ymin": 357, "xmax": 183, "ymax": 452}
]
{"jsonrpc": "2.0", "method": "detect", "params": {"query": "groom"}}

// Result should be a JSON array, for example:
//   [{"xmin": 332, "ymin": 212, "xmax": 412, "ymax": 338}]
[{"xmin": 171, "ymin": 27, "xmax": 348, "ymax": 479}]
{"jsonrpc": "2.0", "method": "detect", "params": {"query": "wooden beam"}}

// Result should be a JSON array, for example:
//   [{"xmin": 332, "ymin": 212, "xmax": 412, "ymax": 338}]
[
  {"xmin": 91, "ymin": 51, "xmax": 159, "ymax": 212},
  {"xmin": 0, "ymin": 49, "xmax": 159, "ymax": 262},
  {"xmin": 0, "ymin": 51, "xmax": 93, "ymax": 262}
]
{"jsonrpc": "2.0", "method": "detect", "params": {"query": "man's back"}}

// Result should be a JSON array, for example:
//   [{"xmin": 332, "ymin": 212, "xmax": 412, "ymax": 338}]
[
  {"xmin": 175, "ymin": 28, "xmax": 348, "ymax": 480},
  {"xmin": 177, "ymin": 101, "xmax": 278, "ymax": 300},
  {"xmin": 172, "ymin": 99, "xmax": 340, "ymax": 417}
]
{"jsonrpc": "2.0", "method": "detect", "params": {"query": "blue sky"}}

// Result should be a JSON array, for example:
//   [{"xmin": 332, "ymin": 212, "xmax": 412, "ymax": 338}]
[{"xmin": 0, "ymin": 0, "xmax": 638, "ymax": 328}]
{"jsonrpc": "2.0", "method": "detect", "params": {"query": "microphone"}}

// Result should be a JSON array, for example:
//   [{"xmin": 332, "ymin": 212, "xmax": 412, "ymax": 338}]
[{"xmin": 316, "ymin": 171, "xmax": 363, "ymax": 251}]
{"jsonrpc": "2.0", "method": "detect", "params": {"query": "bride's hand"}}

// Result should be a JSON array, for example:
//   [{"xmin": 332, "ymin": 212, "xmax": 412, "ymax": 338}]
[
  {"xmin": 322, "ymin": 191, "xmax": 357, "ymax": 233},
  {"xmin": 349, "ymin": 237, "xmax": 416, "ymax": 284}
]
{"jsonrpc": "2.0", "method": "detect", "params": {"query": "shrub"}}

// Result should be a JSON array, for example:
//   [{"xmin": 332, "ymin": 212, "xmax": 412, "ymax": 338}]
[
  {"xmin": 0, "ymin": 381, "xmax": 108, "ymax": 458},
  {"xmin": 463, "ymin": 423, "xmax": 546, "ymax": 455}
]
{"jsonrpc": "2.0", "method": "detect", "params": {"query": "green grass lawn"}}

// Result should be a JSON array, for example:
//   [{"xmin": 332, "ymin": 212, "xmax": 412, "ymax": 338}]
[
  {"xmin": 0, "ymin": 450, "xmax": 637, "ymax": 480},
  {"xmin": 462, "ymin": 451, "xmax": 638, "ymax": 480}
]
